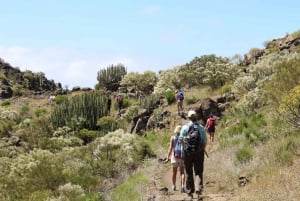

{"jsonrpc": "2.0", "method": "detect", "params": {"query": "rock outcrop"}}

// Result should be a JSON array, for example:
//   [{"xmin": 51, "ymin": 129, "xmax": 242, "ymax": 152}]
[{"xmin": 0, "ymin": 58, "xmax": 61, "ymax": 98}]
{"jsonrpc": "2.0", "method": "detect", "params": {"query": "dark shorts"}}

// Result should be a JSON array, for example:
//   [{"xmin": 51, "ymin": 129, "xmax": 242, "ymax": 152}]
[{"xmin": 207, "ymin": 127, "xmax": 215, "ymax": 133}]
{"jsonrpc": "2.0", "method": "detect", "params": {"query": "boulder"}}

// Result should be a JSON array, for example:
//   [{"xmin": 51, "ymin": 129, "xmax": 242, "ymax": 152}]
[
  {"xmin": 72, "ymin": 86, "xmax": 81, "ymax": 92},
  {"xmin": 0, "ymin": 85, "xmax": 13, "ymax": 98},
  {"xmin": 128, "ymin": 109, "xmax": 151, "ymax": 134},
  {"xmin": 146, "ymin": 110, "xmax": 171, "ymax": 130},
  {"xmin": 81, "ymin": 87, "xmax": 92, "ymax": 91},
  {"xmin": 186, "ymin": 98, "xmax": 222, "ymax": 124}
]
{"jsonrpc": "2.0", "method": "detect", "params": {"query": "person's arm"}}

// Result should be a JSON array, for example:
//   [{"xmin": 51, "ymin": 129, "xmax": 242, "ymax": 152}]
[
  {"xmin": 164, "ymin": 136, "xmax": 174, "ymax": 163},
  {"xmin": 205, "ymin": 119, "xmax": 209, "ymax": 128},
  {"xmin": 199, "ymin": 125, "xmax": 207, "ymax": 150}
]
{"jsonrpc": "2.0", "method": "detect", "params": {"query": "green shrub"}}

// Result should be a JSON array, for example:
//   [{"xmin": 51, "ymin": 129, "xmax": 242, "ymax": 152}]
[
  {"xmin": 20, "ymin": 103, "xmax": 30, "ymax": 116},
  {"xmin": 0, "ymin": 100, "xmax": 11, "ymax": 107},
  {"xmin": 248, "ymin": 48, "xmax": 261, "ymax": 55},
  {"xmin": 236, "ymin": 145, "xmax": 254, "ymax": 164},
  {"xmin": 223, "ymin": 112, "xmax": 268, "ymax": 145},
  {"xmin": 77, "ymin": 129, "xmax": 99, "ymax": 144},
  {"xmin": 185, "ymin": 96, "xmax": 197, "ymax": 105},
  {"xmin": 54, "ymin": 94, "xmax": 68, "ymax": 104},
  {"xmin": 134, "ymin": 140, "xmax": 156, "ymax": 161},
  {"xmin": 291, "ymin": 30, "xmax": 300, "ymax": 38},
  {"xmin": 97, "ymin": 116, "xmax": 119, "ymax": 135},
  {"xmin": 140, "ymin": 95, "xmax": 158, "ymax": 111},
  {"xmin": 63, "ymin": 166, "xmax": 98, "ymax": 191},
  {"xmin": 122, "ymin": 97, "xmax": 130, "ymax": 108},
  {"xmin": 145, "ymin": 130, "xmax": 170, "ymax": 152},
  {"xmin": 18, "ymin": 117, "xmax": 54, "ymax": 149},
  {"xmin": 118, "ymin": 106, "xmax": 139, "ymax": 130},
  {"xmin": 220, "ymin": 83, "xmax": 232, "ymax": 94},
  {"xmin": 120, "ymin": 71, "xmax": 157, "ymax": 95},
  {"xmin": 263, "ymin": 55, "xmax": 300, "ymax": 107},
  {"xmin": 276, "ymin": 147, "xmax": 293, "ymax": 166},
  {"xmin": 110, "ymin": 172, "xmax": 148, "ymax": 201},
  {"xmin": 219, "ymin": 137, "xmax": 243, "ymax": 149},
  {"xmin": 0, "ymin": 149, "xmax": 66, "ymax": 200},
  {"xmin": 265, "ymin": 40, "xmax": 278, "ymax": 53},
  {"xmin": 0, "ymin": 109, "xmax": 20, "ymax": 122},
  {"xmin": 34, "ymin": 108, "xmax": 47, "ymax": 118},
  {"xmin": 13, "ymin": 86, "xmax": 24, "ymax": 97},
  {"xmin": 26, "ymin": 190, "xmax": 53, "ymax": 201},
  {"xmin": 278, "ymin": 85, "xmax": 300, "ymax": 128},
  {"xmin": 0, "ymin": 119, "xmax": 15, "ymax": 138},
  {"xmin": 227, "ymin": 123, "xmax": 244, "ymax": 136},
  {"xmin": 79, "ymin": 193, "xmax": 104, "ymax": 201},
  {"xmin": 275, "ymin": 135, "xmax": 300, "ymax": 166},
  {"xmin": 165, "ymin": 90, "xmax": 175, "ymax": 105}
]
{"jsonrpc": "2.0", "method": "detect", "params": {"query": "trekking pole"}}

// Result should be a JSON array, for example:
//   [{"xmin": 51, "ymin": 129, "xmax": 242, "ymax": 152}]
[{"xmin": 204, "ymin": 150, "xmax": 209, "ymax": 158}]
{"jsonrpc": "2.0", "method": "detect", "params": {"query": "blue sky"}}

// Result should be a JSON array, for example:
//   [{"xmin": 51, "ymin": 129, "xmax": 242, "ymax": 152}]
[{"xmin": 0, "ymin": 0, "xmax": 299, "ymax": 88}]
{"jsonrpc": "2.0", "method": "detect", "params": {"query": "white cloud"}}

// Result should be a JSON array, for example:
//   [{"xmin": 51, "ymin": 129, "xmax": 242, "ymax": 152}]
[{"xmin": 0, "ymin": 46, "xmax": 141, "ymax": 89}]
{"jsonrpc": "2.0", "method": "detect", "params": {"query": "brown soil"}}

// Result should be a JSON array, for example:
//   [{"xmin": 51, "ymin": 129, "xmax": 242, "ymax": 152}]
[{"xmin": 143, "ymin": 140, "xmax": 233, "ymax": 201}]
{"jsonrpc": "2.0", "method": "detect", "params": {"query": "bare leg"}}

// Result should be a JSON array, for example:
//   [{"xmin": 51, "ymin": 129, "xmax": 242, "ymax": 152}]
[
  {"xmin": 180, "ymin": 166, "xmax": 185, "ymax": 192},
  {"xmin": 211, "ymin": 132, "xmax": 215, "ymax": 142},
  {"xmin": 172, "ymin": 166, "xmax": 178, "ymax": 190}
]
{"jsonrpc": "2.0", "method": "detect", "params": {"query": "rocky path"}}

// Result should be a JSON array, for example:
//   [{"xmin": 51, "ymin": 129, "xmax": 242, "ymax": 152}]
[{"xmin": 144, "ymin": 141, "xmax": 233, "ymax": 201}]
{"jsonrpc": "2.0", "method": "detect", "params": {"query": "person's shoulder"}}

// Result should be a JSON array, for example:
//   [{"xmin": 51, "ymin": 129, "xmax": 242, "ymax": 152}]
[
  {"xmin": 180, "ymin": 124, "xmax": 189, "ymax": 133},
  {"xmin": 180, "ymin": 124, "xmax": 189, "ymax": 131},
  {"xmin": 195, "ymin": 122, "xmax": 204, "ymax": 128}
]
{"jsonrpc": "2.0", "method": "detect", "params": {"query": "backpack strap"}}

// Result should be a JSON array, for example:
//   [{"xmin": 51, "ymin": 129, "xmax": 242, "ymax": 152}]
[
  {"xmin": 187, "ymin": 122, "xmax": 199, "ymax": 134},
  {"xmin": 173, "ymin": 135, "xmax": 178, "ymax": 147}
]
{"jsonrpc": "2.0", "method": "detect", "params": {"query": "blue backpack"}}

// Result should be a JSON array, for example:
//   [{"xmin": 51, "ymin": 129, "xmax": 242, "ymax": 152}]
[
  {"xmin": 173, "ymin": 136, "xmax": 183, "ymax": 158},
  {"xmin": 178, "ymin": 91, "xmax": 184, "ymax": 101}
]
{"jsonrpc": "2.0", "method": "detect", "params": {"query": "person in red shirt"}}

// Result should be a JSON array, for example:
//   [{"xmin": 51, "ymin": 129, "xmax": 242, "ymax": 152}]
[{"xmin": 205, "ymin": 114, "xmax": 216, "ymax": 142}]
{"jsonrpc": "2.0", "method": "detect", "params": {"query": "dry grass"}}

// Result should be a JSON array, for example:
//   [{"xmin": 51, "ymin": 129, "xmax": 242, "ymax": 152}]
[
  {"xmin": 203, "ymin": 130, "xmax": 300, "ymax": 201},
  {"xmin": 184, "ymin": 86, "xmax": 214, "ymax": 101},
  {"xmin": 230, "ymin": 136, "xmax": 300, "ymax": 201},
  {"xmin": 233, "ymin": 158, "xmax": 300, "ymax": 201}
]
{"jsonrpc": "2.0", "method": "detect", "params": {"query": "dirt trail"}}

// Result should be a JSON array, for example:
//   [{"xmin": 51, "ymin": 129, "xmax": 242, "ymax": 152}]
[{"xmin": 144, "ymin": 141, "xmax": 232, "ymax": 201}]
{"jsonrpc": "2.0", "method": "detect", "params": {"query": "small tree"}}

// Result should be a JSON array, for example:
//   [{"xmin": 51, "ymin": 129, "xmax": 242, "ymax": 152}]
[
  {"xmin": 97, "ymin": 64, "xmax": 127, "ymax": 91},
  {"xmin": 120, "ymin": 71, "xmax": 157, "ymax": 94},
  {"xmin": 279, "ymin": 85, "xmax": 300, "ymax": 129}
]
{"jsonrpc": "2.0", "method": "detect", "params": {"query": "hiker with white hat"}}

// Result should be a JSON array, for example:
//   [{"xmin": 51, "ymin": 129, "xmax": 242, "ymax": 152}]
[{"xmin": 179, "ymin": 110, "xmax": 207, "ymax": 199}]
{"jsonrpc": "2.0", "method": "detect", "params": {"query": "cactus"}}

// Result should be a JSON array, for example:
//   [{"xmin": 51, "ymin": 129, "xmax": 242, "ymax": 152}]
[
  {"xmin": 97, "ymin": 64, "xmax": 127, "ymax": 91},
  {"xmin": 50, "ymin": 91, "xmax": 108, "ymax": 130}
]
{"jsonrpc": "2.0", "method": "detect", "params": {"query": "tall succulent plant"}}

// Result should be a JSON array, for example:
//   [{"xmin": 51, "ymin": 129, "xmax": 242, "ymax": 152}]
[{"xmin": 50, "ymin": 91, "xmax": 107, "ymax": 130}]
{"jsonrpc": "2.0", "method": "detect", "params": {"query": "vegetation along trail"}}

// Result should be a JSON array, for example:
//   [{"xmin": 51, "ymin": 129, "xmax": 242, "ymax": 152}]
[{"xmin": 0, "ymin": 30, "xmax": 300, "ymax": 201}]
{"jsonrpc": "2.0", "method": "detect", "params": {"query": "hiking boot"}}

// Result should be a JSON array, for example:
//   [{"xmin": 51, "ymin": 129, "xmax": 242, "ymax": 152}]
[
  {"xmin": 187, "ymin": 192, "xmax": 193, "ymax": 199},
  {"xmin": 172, "ymin": 184, "xmax": 176, "ymax": 191},
  {"xmin": 195, "ymin": 189, "xmax": 202, "ymax": 194}
]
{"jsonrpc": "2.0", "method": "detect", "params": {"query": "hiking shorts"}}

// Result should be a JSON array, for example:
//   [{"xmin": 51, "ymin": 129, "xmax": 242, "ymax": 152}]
[
  {"xmin": 171, "ymin": 155, "xmax": 184, "ymax": 168},
  {"xmin": 177, "ymin": 100, "xmax": 183, "ymax": 107},
  {"xmin": 207, "ymin": 127, "xmax": 215, "ymax": 133}
]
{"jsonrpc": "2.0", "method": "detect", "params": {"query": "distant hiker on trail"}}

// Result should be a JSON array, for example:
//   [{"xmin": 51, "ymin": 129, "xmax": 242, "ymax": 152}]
[
  {"xmin": 175, "ymin": 90, "xmax": 184, "ymax": 115},
  {"xmin": 205, "ymin": 114, "xmax": 216, "ymax": 142},
  {"xmin": 164, "ymin": 125, "xmax": 186, "ymax": 193},
  {"xmin": 116, "ymin": 95, "xmax": 123, "ymax": 113},
  {"xmin": 49, "ymin": 95, "xmax": 55, "ymax": 104},
  {"xmin": 179, "ymin": 110, "xmax": 207, "ymax": 199}
]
